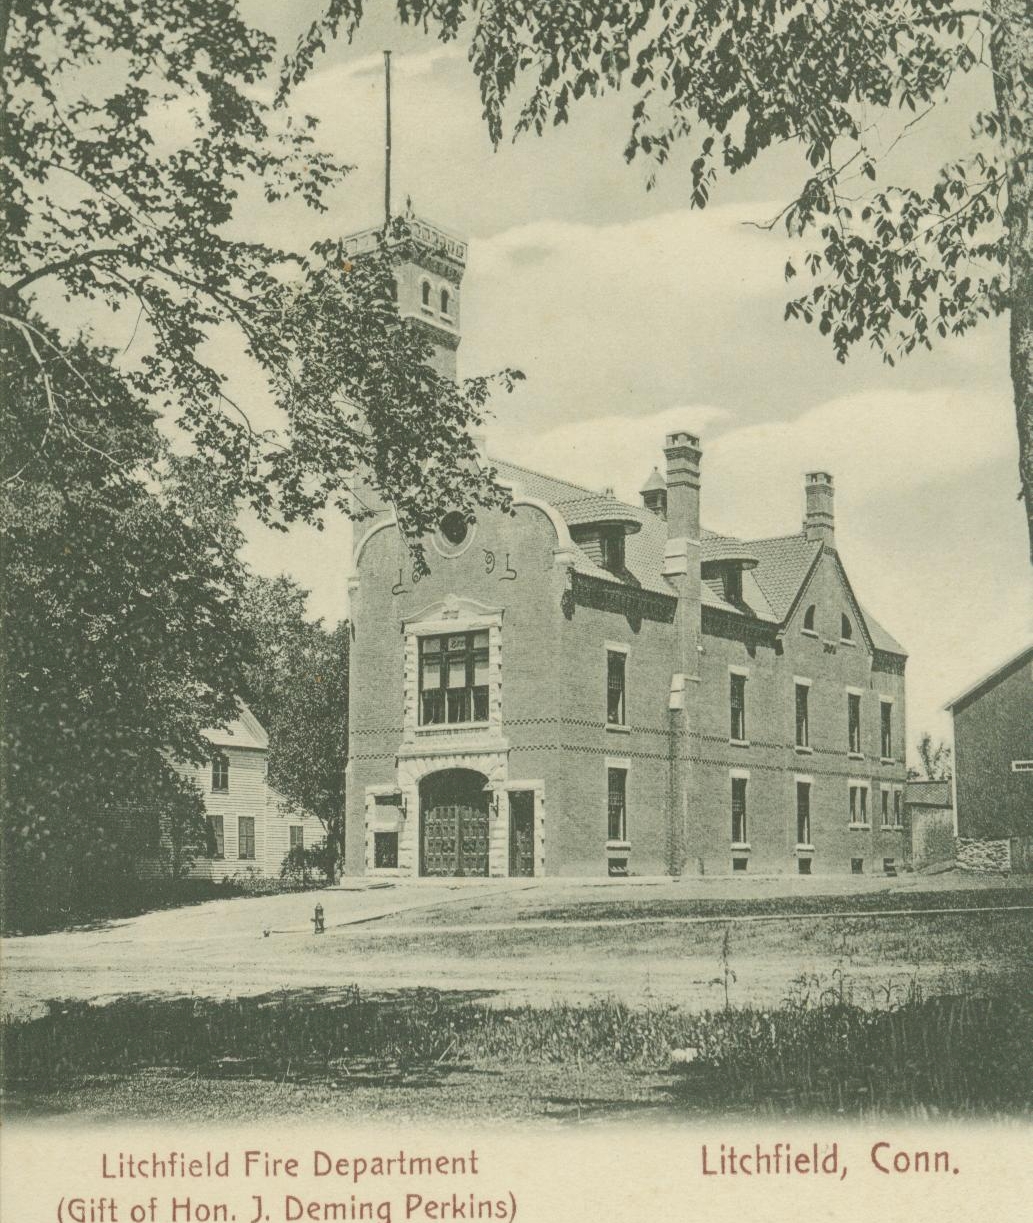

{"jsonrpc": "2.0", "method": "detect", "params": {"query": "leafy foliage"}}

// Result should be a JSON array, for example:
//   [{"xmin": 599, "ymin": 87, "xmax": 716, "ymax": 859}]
[
  {"xmin": 909, "ymin": 731, "xmax": 954, "ymax": 780},
  {"xmin": 283, "ymin": 0, "xmax": 1033, "ymax": 556},
  {"xmin": 1, "ymin": 0, "xmax": 521, "ymax": 552},
  {"xmin": 1, "ymin": 322, "xmax": 251, "ymax": 926},
  {"xmin": 238, "ymin": 575, "xmax": 348, "ymax": 877}
]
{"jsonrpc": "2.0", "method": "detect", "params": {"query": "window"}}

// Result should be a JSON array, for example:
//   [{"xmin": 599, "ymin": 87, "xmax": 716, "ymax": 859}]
[
  {"xmin": 731, "ymin": 777, "xmax": 748, "ymax": 843},
  {"xmin": 418, "ymin": 631, "xmax": 489, "ymax": 725},
  {"xmin": 730, "ymin": 673, "xmax": 747, "ymax": 741},
  {"xmin": 421, "ymin": 279, "xmax": 431, "ymax": 307},
  {"xmin": 600, "ymin": 531, "xmax": 625, "ymax": 573},
  {"xmin": 803, "ymin": 605, "xmax": 816, "ymax": 633},
  {"xmin": 851, "ymin": 857, "xmax": 864, "ymax": 875},
  {"xmin": 795, "ymin": 683, "xmax": 810, "ymax": 748},
  {"xmin": 208, "ymin": 814, "xmax": 224, "ymax": 860},
  {"xmin": 798, "ymin": 857, "xmax": 812, "ymax": 875},
  {"xmin": 880, "ymin": 701, "xmax": 893, "ymax": 759},
  {"xmin": 894, "ymin": 789, "xmax": 903, "ymax": 827},
  {"xmin": 438, "ymin": 510, "xmax": 469, "ymax": 546},
  {"xmin": 211, "ymin": 754, "xmax": 229, "ymax": 793},
  {"xmin": 607, "ymin": 768, "xmax": 627, "ymax": 841},
  {"xmin": 883, "ymin": 857, "xmax": 897, "ymax": 875},
  {"xmin": 849, "ymin": 783, "xmax": 869, "ymax": 825},
  {"xmin": 388, "ymin": 277, "xmax": 398, "ymax": 302},
  {"xmin": 238, "ymin": 816, "xmax": 255, "ymax": 860},
  {"xmin": 848, "ymin": 693, "xmax": 862, "ymax": 754},
  {"xmin": 606, "ymin": 651, "xmax": 626, "ymax": 726},
  {"xmin": 732, "ymin": 857, "xmax": 749, "ymax": 872},
  {"xmin": 796, "ymin": 782, "xmax": 811, "ymax": 845},
  {"xmin": 723, "ymin": 567, "xmax": 743, "ymax": 604},
  {"xmin": 440, "ymin": 287, "xmax": 450, "ymax": 315},
  {"xmin": 881, "ymin": 788, "xmax": 891, "ymax": 827},
  {"xmin": 289, "ymin": 826, "xmax": 304, "ymax": 852},
  {"xmin": 841, "ymin": 613, "xmax": 853, "ymax": 641},
  {"xmin": 374, "ymin": 831, "xmax": 399, "ymax": 869}
]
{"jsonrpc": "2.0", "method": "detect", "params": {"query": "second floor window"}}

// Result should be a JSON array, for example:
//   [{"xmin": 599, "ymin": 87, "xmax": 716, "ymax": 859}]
[
  {"xmin": 419, "ymin": 631, "xmax": 489, "ymax": 725},
  {"xmin": 238, "ymin": 815, "xmax": 255, "ymax": 860},
  {"xmin": 607, "ymin": 768, "xmax": 627, "ymax": 841},
  {"xmin": 849, "ymin": 783, "xmax": 868, "ymax": 825},
  {"xmin": 212, "ymin": 754, "xmax": 229, "ymax": 792},
  {"xmin": 795, "ymin": 683, "xmax": 809, "ymax": 748},
  {"xmin": 731, "ymin": 777, "xmax": 748, "ymax": 843},
  {"xmin": 796, "ymin": 782, "xmax": 811, "ymax": 844},
  {"xmin": 730, "ymin": 674, "xmax": 747, "ymax": 741},
  {"xmin": 848, "ymin": 693, "xmax": 862, "ymax": 754},
  {"xmin": 881, "ymin": 701, "xmax": 893, "ymax": 758},
  {"xmin": 607, "ymin": 651, "xmax": 626, "ymax": 725}
]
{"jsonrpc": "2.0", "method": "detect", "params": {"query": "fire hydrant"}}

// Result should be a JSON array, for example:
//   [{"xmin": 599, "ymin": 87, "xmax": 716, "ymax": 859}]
[{"xmin": 311, "ymin": 903, "xmax": 325, "ymax": 935}]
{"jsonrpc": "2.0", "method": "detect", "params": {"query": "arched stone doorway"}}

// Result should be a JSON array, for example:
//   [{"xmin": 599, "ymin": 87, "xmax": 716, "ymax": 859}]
[{"xmin": 419, "ymin": 768, "xmax": 490, "ymax": 877}]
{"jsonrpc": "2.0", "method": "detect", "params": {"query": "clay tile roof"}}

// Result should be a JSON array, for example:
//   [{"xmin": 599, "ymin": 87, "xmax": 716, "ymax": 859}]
[
  {"xmin": 859, "ymin": 604, "xmax": 908, "ymax": 656},
  {"xmin": 745, "ymin": 533, "xmax": 821, "ymax": 621},
  {"xmin": 556, "ymin": 494, "xmax": 643, "ymax": 532},
  {"xmin": 904, "ymin": 779, "xmax": 953, "ymax": 808},
  {"xmin": 640, "ymin": 467, "xmax": 666, "ymax": 493},
  {"xmin": 701, "ymin": 534, "xmax": 759, "ymax": 569}
]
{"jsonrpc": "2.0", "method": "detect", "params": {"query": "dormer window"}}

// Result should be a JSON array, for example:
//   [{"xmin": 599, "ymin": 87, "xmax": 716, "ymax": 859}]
[
  {"xmin": 440, "ymin": 287, "xmax": 451, "ymax": 315},
  {"xmin": 841, "ymin": 613, "xmax": 853, "ymax": 642},
  {"xmin": 722, "ymin": 567, "xmax": 743, "ymax": 604},
  {"xmin": 803, "ymin": 605, "xmax": 816, "ymax": 633},
  {"xmin": 600, "ymin": 532, "xmax": 625, "ymax": 573}
]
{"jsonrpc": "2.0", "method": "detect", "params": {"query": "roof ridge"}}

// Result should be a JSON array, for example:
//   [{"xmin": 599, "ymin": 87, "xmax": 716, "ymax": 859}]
[{"xmin": 487, "ymin": 455, "xmax": 603, "ymax": 499}]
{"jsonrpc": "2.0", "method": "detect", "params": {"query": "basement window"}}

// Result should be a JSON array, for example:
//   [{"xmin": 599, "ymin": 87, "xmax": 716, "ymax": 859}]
[
  {"xmin": 374, "ymin": 832, "xmax": 399, "ymax": 869},
  {"xmin": 851, "ymin": 857, "xmax": 864, "ymax": 875},
  {"xmin": 732, "ymin": 857, "xmax": 749, "ymax": 872},
  {"xmin": 798, "ymin": 858, "xmax": 812, "ymax": 876}
]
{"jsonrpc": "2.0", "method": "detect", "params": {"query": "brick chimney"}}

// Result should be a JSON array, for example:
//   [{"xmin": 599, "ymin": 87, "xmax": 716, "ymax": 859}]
[
  {"xmin": 663, "ymin": 431, "xmax": 702, "ymax": 542},
  {"xmin": 803, "ymin": 472, "xmax": 835, "ymax": 547}
]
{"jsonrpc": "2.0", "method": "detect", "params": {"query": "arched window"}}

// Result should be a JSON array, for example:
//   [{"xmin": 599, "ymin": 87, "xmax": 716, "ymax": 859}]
[
  {"xmin": 440, "ymin": 287, "xmax": 450, "ymax": 315},
  {"xmin": 841, "ymin": 613, "xmax": 853, "ymax": 641},
  {"xmin": 803, "ymin": 605, "xmax": 816, "ymax": 632},
  {"xmin": 421, "ymin": 280, "xmax": 431, "ymax": 307}
]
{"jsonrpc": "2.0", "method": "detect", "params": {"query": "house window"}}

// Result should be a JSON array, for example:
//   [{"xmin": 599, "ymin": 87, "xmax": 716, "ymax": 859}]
[
  {"xmin": 238, "ymin": 816, "xmax": 255, "ymax": 860},
  {"xmin": 208, "ymin": 814, "xmax": 224, "ymax": 860},
  {"xmin": 848, "ymin": 693, "xmax": 862, "ymax": 754},
  {"xmin": 730, "ymin": 674, "xmax": 747, "ymax": 741},
  {"xmin": 798, "ymin": 857, "xmax": 812, "ymax": 876},
  {"xmin": 289, "ymin": 826, "xmax": 304, "ymax": 852},
  {"xmin": 211, "ymin": 754, "xmax": 229, "ymax": 793},
  {"xmin": 849, "ymin": 783, "xmax": 868, "ymax": 825},
  {"xmin": 851, "ymin": 857, "xmax": 864, "ymax": 875},
  {"xmin": 421, "ymin": 279, "xmax": 431, "ymax": 307},
  {"xmin": 841, "ymin": 613, "xmax": 853, "ymax": 641},
  {"xmin": 883, "ymin": 857, "xmax": 897, "ymax": 875},
  {"xmin": 600, "ymin": 531, "xmax": 625, "ymax": 573},
  {"xmin": 374, "ymin": 831, "xmax": 399, "ymax": 869},
  {"xmin": 731, "ymin": 777, "xmax": 748, "ymax": 843},
  {"xmin": 732, "ymin": 857, "xmax": 749, "ymax": 872},
  {"xmin": 881, "ymin": 788, "xmax": 891, "ymax": 827},
  {"xmin": 440, "ymin": 287, "xmax": 450, "ymax": 315},
  {"xmin": 723, "ymin": 567, "xmax": 743, "ymax": 604},
  {"xmin": 796, "ymin": 782, "xmax": 811, "ymax": 845},
  {"xmin": 894, "ymin": 789, "xmax": 903, "ymax": 827},
  {"xmin": 419, "ymin": 631, "xmax": 489, "ymax": 725},
  {"xmin": 795, "ymin": 683, "xmax": 809, "ymax": 748},
  {"xmin": 880, "ymin": 701, "xmax": 893, "ymax": 759},
  {"xmin": 803, "ymin": 605, "xmax": 816, "ymax": 633},
  {"xmin": 606, "ymin": 651, "xmax": 626, "ymax": 726},
  {"xmin": 607, "ymin": 768, "xmax": 627, "ymax": 841}
]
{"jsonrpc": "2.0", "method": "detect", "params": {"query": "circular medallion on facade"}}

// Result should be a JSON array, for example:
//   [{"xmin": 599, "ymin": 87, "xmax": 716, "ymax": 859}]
[{"xmin": 433, "ymin": 510, "xmax": 475, "ymax": 557}]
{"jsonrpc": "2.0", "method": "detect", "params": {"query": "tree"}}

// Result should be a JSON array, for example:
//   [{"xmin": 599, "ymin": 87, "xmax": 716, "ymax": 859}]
[
  {"xmin": 285, "ymin": 0, "xmax": 1032, "ymax": 559},
  {"xmin": 1, "ymin": 321, "xmax": 252, "ymax": 925},
  {"xmin": 908, "ymin": 731, "xmax": 954, "ymax": 780},
  {"xmin": 238, "ymin": 576, "xmax": 349, "ymax": 879},
  {"xmin": 1, "ymin": 1, "xmax": 521, "ymax": 557}
]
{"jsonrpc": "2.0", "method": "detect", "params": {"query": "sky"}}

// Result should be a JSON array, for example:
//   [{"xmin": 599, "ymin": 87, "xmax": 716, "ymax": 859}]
[{"xmin": 177, "ymin": 3, "xmax": 1029, "ymax": 754}]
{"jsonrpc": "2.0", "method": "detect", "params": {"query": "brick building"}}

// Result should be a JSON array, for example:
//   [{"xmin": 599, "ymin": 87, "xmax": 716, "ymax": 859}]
[
  {"xmin": 344, "ymin": 215, "xmax": 909, "ymax": 879},
  {"xmin": 945, "ymin": 644, "xmax": 1033, "ymax": 850}
]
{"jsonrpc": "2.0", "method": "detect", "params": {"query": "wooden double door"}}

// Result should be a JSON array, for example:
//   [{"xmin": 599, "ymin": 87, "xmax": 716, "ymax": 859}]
[{"xmin": 420, "ymin": 769, "xmax": 490, "ymax": 877}]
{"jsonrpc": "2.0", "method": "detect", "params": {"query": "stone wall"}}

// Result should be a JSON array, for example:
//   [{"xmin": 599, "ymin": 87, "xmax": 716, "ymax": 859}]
[{"xmin": 954, "ymin": 836, "xmax": 1012, "ymax": 873}]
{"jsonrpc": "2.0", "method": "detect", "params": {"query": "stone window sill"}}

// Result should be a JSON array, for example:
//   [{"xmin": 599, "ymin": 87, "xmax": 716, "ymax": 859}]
[
  {"xmin": 801, "ymin": 629, "xmax": 819, "ymax": 638},
  {"xmin": 848, "ymin": 823, "xmax": 871, "ymax": 831},
  {"xmin": 729, "ymin": 738, "xmax": 750, "ymax": 748},
  {"xmin": 605, "ymin": 840, "xmax": 631, "ymax": 853},
  {"xmin": 730, "ymin": 842, "xmax": 751, "ymax": 852},
  {"xmin": 881, "ymin": 825, "xmax": 904, "ymax": 832},
  {"xmin": 794, "ymin": 744, "xmax": 813, "ymax": 754},
  {"xmin": 605, "ymin": 723, "xmax": 631, "ymax": 734},
  {"xmin": 417, "ymin": 721, "xmax": 491, "ymax": 734},
  {"xmin": 795, "ymin": 843, "xmax": 815, "ymax": 853},
  {"xmin": 848, "ymin": 751, "xmax": 865, "ymax": 761},
  {"xmin": 880, "ymin": 757, "xmax": 896, "ymax": 766},
  {"xmin": 840, "ymin": 638, "xmax": 856, "ymax": 647}
]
